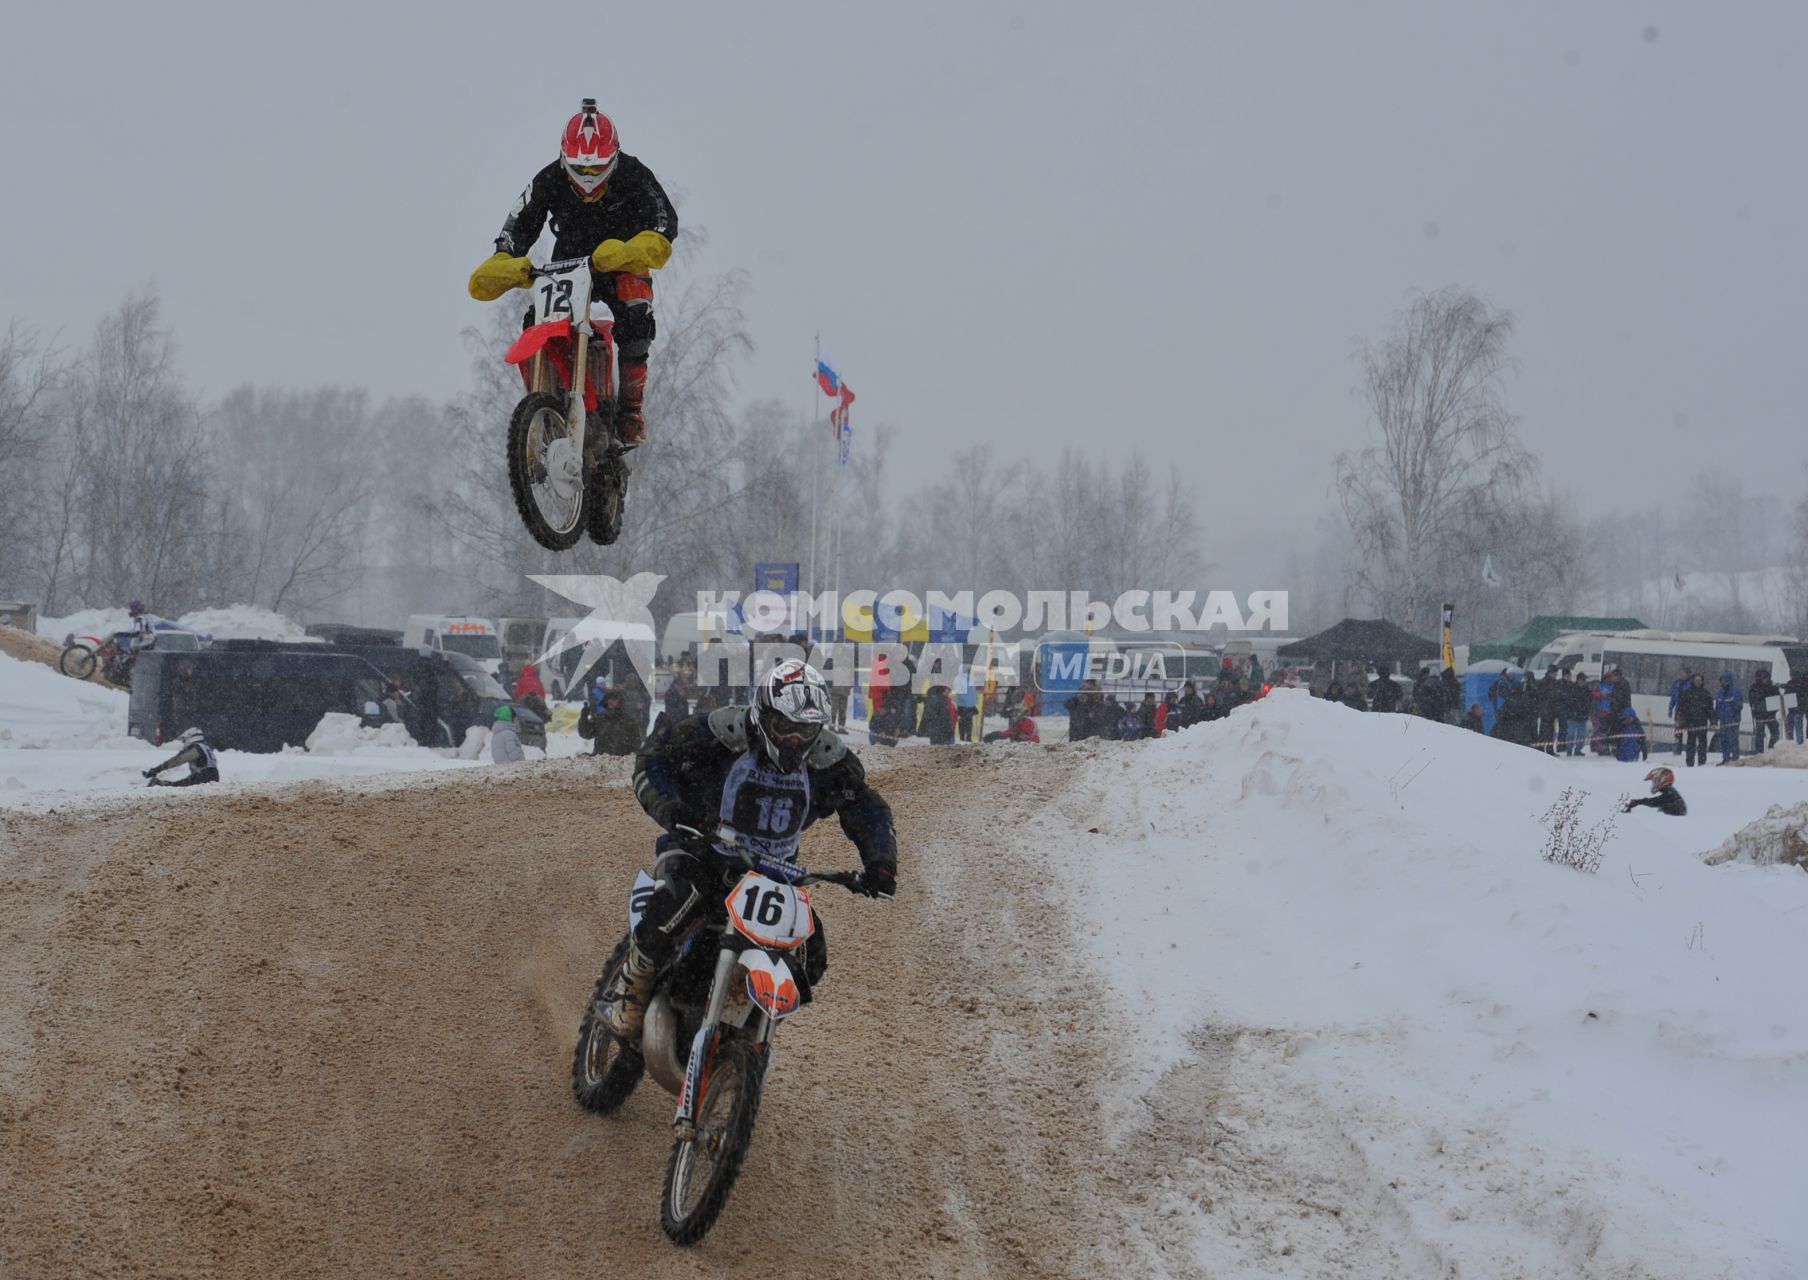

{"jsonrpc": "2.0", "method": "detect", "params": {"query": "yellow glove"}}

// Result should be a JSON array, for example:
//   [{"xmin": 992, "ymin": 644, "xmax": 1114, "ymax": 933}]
[
  {"xmin": 468, "ymin": 252, "xmax": 533, "ymax": 301},
  {"xmin": 591, "ymin": 230, "xmax": 674, "ymax": 274}
]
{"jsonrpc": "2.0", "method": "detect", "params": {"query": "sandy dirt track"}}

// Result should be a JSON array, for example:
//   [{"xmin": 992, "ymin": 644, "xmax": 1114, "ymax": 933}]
[{"xmin": 0, "ymin": 748, "xmax": 1151, "ymax": 1279}]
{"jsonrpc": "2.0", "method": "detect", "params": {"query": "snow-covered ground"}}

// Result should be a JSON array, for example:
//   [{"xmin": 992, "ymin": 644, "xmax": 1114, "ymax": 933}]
[
  {"xmin": 0, "ymin": 650, "xmax": 593, "ymax": 809},
  {"xmin": 1051, "ymin": 690, "xmax": 1808, "ymax": 1277},
  {"xmin": 38, "ymin": 603, "xmax": 312, "ymax": 643}
]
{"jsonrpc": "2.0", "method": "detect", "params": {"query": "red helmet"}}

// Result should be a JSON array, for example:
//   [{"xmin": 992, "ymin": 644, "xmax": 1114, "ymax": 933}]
[
  {"xmin": 1645, "ymin": 766, "xmax": 1674, "ymax": 792},
  {"xmin": 561, "ymin": 99, "xmax": 620, "ymax": 199}
]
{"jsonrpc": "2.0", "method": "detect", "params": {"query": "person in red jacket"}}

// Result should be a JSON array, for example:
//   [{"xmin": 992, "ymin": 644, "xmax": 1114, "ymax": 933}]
[
  {"xmin": 984, "ymin": 704, "xmax": 1040, "ymax": 744},
  {"xmin": 512, "ymin": 662, "xmax": 550, "ymax": 722}
]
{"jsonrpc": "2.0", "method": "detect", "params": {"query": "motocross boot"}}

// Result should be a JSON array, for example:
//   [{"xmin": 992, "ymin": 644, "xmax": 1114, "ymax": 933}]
[
  {"xmin": 599, "ymin": 935, "xmax": 657, "ymax": 1038},
  {"xmin": 615, "ymin": 362, "xmax": 648, "ymax": 447}
]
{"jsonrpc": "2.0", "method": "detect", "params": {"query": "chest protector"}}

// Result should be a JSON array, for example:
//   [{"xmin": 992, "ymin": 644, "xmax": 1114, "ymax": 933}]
[{"xmin": 719, "ymin": 751, "xmax": 811, "ymax": 864}]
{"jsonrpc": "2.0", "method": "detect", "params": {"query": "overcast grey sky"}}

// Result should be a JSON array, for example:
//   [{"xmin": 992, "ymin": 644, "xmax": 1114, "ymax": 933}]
[{"xmin": 5, "ymin": 0, "xmax": 1803, "ymax": 547}]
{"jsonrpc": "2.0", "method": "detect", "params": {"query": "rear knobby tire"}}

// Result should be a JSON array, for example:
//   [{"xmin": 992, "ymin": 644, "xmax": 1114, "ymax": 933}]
[
  {"xmin": 571, "ymin": 934, "xmax": 646, "ymax": 1114},
  {"xmin": 508, "ymin": 391, "xmax": 586, "ymax": 551},
  {"xmin": 659, "ymin": 1036, "xmax": 766, "ymax": 1246},
  {"xmin": 59, "ymin": 645, "xmax": 97, "ymax": 681},
  {"xmin": 586, "ymin": 455, "xmax": 625, "ymax": 546}
]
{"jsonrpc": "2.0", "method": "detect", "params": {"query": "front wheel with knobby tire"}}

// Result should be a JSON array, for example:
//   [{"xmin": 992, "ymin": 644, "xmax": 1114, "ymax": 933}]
[
  {"xmin": 660, "ymin": 1035, "xmax": 766, "ymax": 1246},
  {"xmin": 59, "ymin": 645, "xmax": 97, "ymax": 681},
  {"xmin": 508, "ymin": 391, "xmax": 586, "ymax": 550},
  {"xmin": 570, "ymin": 934, "xmax": 646, "ymax": 1114}
]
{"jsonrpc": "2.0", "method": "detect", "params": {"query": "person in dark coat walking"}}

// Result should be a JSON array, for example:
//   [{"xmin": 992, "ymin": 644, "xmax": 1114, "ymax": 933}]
[
  {"xmin": 1463, "ymin": 703, "xmax": 1486, "ymax": 733},
  {"xmin": 1676, "ymin": 673, "xmax": 1714, "ymax": 766},
  {"xmin": 1559, "ymin": 669, "xmax": 1592, "ymax": 756},
  {"xmin": 1340, "ymin": 681, "xmax": 1368, "ymax": 712},
  {"xmin": 1532, "ymin": 668, "xmax": 1563, "ymax": 754},
  {"xmin": 1068, "ymin": 679, "xmax": 1106, "ymax": 742},
  {"xmin": 1439, "ymin": 667, "xmax": 1463, "ymax": 726},
  {"xmin": 920, "ymin": 684, "xmax": 956, "ymax": 745},
  {"xmin": 578, "ymin": 684, "xmax": 643, "ymax": 756},
  {"xmin": 1785, "ymin": 667, "xmax": 1808, "ymax": 745},
  {"xmin": 1368, "ymin": 662, "xmax": 1402, "ymax": 713},
  {"xmin": 1748, "ymin": 670, "xmax": 1781, "ymax": 754},
  {"xmin": 1492, "ymin": 673, "xmax": 1535, "ymax": 746},
  {"xmin": 1174, "ymin": 680, "xmax": 1205, "ymax": 730}
]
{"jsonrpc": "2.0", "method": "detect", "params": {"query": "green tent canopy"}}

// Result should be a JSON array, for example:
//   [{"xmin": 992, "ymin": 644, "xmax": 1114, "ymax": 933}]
[{"xmin": 1467, "ymin": 615, "xmax": 1646, "ymax": 665}]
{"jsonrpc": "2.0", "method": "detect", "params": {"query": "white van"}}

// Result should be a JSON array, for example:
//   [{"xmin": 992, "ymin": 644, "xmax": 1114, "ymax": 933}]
[
  {"xmin": 540, "ymin": 615, "xmax": 661, "ymax": 700},
  {"xmin": 402, "ymin": 614, "xmax": 503, "ymax": 678},
  {"xmin": 1528, "ymin": 630, "xmax": 1805, "ymax": 733},
  {"xmin": 661, "ymin": 609, "xmax": 738, "ymax": 665}
]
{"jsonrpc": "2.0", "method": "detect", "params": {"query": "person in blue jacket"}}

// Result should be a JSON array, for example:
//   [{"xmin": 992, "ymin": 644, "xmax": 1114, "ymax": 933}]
[
  {"xmin": 1615, "ymin": 706, "xmax": 1647, "ymax": 762},
  {"xmin": 1714, "ymin": 671, "xmax": 1744, "ymax": 764},
  {"xmin": 1666, "ymin": 664, "xmax": 1694, "ymax": 754}
]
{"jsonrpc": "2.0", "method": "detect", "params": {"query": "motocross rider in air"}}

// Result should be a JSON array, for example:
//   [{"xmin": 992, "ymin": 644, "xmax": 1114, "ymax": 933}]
[
  {"xmin": 467, "ymin": 100, "xmax": 677, "ymax": 446},
  {"xmin": 599, "ymin": 660, "xmax": 898, "ymax": 1038}
]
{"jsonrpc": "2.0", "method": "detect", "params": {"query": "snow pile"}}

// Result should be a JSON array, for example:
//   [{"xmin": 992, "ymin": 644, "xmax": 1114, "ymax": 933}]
[
  {"xmin": 1704, "ymin": 801, "xmax": 1808, "ymax": 869},
  {"xmin": 304, "ymin": 712, "xmax": 419, "ymax": 755},
  {"xmin": 38, "ymin": 603, "xmax": 307, "ymax": 643},
  {"xmin": 1729, "ymin": 742, "xmax": 1808, "ymax": 770},
  {"xmin": 1048, "ymin": 690, "xmax": 1808, "ymax": 1277},
  {"xmin": 0, "ymin": 649, "xmax": 140, "ymax": 751},
  {"xmin": 171, "ymin": 606, "xmax": 309, "ymax": 641}
]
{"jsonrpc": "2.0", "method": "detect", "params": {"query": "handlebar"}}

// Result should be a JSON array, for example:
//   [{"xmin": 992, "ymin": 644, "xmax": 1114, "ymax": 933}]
[
  {"xmin": 670, "ymin": 824, "xmax": 865, "ymax": 892},
  {"xmin": 529, "ymin": 257, "xmax": 594, "ymax": 279}
]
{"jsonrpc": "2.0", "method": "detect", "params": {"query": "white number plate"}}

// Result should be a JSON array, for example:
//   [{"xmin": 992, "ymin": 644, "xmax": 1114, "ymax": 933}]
[
  {"xmin": 724, "ymin": 872, "xmax": 814, "ymax": 951},
  {"xmin": 531, "ymin": 263, "xmax": 592, "ymax": 327}
]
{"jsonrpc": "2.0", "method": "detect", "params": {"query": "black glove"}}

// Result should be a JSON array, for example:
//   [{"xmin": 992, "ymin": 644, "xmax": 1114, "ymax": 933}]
[
  {"xmin": 142, "ymin": 768, "xmax": 155, "ymax": 779},
  {"xmin": 856, "ymin": 863, "xmax": 897, "ymax": 900}
]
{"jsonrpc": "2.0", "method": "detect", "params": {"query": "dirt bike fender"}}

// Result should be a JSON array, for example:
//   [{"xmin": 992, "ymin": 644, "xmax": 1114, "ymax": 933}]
[
  {"xmin": 504, "ymin": 318, "xmax": 570, "ymax": 366},
  {"xmin": 739, "ymin": 950, "xmax": 802, "ymax": 1021}
]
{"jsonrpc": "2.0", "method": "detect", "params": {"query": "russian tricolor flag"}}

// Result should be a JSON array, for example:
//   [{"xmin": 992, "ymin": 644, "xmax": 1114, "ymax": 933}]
[{"xmin": 815, "ymin": 357, "xmax": 841, "ymax": 398}]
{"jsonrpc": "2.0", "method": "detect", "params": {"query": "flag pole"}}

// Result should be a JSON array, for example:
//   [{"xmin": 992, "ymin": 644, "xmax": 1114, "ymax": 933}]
[{"xmin": 807, "ymin": 336, "xmax": 822, "ymax": 631}]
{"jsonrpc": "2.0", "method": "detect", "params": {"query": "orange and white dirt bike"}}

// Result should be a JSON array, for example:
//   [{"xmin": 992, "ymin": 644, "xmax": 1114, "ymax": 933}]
[
  {"xmin": 504, "ymin": 258, "xmax": 630, "ymax": 549},
  {"xmin": 571, "ymin": 827, "xmax": 871, "ymax": 1245}
]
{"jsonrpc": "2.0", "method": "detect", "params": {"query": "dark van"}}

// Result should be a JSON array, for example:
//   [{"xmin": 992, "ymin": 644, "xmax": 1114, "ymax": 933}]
[
  {"xmin": 326, "ymin": 644, "xmax": 545, "ymax": 749},
  {"xmin": 128, "ymin": 642, "xmax": 394, "ymax": 753}
]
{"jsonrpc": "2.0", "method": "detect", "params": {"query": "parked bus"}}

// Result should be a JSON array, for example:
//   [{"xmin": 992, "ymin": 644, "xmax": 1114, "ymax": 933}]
[{"xmin": 1527, "ymin": 630, "xmax": 1805, "ymax": 737}]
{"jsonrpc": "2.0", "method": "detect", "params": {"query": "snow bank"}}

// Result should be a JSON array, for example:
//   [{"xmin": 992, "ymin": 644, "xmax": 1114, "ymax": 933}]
[
  {"xmin": 304, "ymin": 712, "xmax": 419, "ymax": 755},
  {"xmin": 172, "ymin": 606, "xmax": 309, "ymax": 641},
  {"xmin": 1049, "ymin": 690, "xmax": 1808, "ymax": 1276},
  {"xmin": 38, "ymin": 604, "xmax": 308, "ymax": 642},
  {"xmin": 0, "ymin": 650, "xmax": 140, "ymax": 751},
  {"xmin": 1704, "ymin": 801, "xmax": 1808, "ymax": 869},
  {"xmin": 1729, "ymin": 742, "xmax": 1808, "ymax": 770}
]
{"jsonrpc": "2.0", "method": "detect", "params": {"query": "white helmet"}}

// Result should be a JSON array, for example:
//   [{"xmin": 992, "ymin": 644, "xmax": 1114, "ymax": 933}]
[
  {"xmin": 179, "ymin": 727, "xmax": 205, "ymax": 747},
  {"xmin": 749, "ymin": 660, "xmax": 831, "ymax": 771}
]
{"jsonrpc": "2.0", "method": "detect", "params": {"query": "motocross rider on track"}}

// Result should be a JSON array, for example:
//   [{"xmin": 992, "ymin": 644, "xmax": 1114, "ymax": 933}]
[
  {"xmin": 467, "ymin": 100, "xmax": 677, "ymax": 446},
  {"xmin": 599, "ymin": 660, "xmax": 898, "ymax": 1039}
]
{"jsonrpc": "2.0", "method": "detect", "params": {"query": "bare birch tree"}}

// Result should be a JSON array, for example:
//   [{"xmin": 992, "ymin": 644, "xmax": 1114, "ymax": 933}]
[{"xmin": 1336, "ymin": 288, "xmax": 1530, "ymax": 632}]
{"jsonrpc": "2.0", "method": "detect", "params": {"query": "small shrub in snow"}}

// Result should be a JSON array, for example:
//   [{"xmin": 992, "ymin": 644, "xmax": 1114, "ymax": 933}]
[{"xmin": 1538, "ymin": 787, "xmax": 1615, "ymax": 874}]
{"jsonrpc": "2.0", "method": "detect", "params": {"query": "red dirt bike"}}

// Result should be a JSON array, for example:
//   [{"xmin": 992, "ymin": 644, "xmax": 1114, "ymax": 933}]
[
  {"xmin": 59, "ymin": 631, "xmax": 140, "ymax": 687},
  {"xmin": 503, "ymin": 258, "xmax": 630, "ymax": 550}
]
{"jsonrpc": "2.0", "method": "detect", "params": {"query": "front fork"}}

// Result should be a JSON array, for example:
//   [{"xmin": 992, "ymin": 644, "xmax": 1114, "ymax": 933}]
[
  {"xmin": 569, "ymin": 327, "xmax": 590, "ymax": 466},
  {"xmin": 673, "ymin": 944, "xmax": 772, "ymax": 1136}
]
